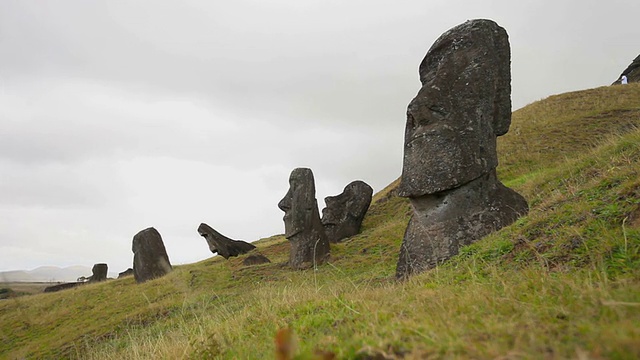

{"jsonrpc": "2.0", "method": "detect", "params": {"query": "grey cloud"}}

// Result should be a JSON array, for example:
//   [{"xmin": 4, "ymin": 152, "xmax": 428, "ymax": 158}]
[{"xmin": 1, "ymin": 0, "xmax": 639, "ymax": 272}]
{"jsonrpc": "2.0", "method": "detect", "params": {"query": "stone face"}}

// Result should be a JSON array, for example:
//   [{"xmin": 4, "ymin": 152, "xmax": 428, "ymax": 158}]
[
  {"xmin": 321, "ymin": 180, "xmax": 373, "ymax": 243},
  {"xmin": 398, "ymin": 19, "xmax": 512, "ymax": 198},
  {"xmin": 278, "ymin": 168, "xmax": 330, "ymax": 269},
  {"xmin": 90, "ymin": 263, "xmax": 108, "ymax": 282},
  {"xmin": 197, "ymin": 223, "xmax": 256, "ymax": 259},
  {"xmin": 132, "ymin": 227, "xmax": 172, "ymax": 283},
  {"xmin": 396, "ymin": 19, "xmax": 528, "ymax": 279},
  {"xmin": 613, "ymin": 54, "xmax": 640, "ymax": 84}
]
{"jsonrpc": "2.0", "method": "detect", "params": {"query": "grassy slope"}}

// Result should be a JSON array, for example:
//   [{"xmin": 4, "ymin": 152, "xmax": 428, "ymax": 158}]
[{"xmin": 1, "ymin": 84, "xmax": 639, "ymax": 359}]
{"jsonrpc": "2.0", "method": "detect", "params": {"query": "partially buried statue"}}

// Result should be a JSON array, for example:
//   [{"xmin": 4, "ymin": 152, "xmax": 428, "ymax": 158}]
[
  {"xmin": 278, "ymin": 168, "xmax": 330, "ymax": 269},
  {"xmin": 132, "ymin": 227, "xmax": 172, "ymax": 283},
  {"xmin": 197, "ymin": 223, "xmax": 256, "ymax": 259},
  {"xmin": 321, "ymin": 180, "xmax": 373, "ymax": 243},
  {"xmin": 396, "ymin": 19, "xmax": 529, "ymax": 278},
  {"xmin": 89, "ymin": 263, "xmax": 108, "ymax": 282}
]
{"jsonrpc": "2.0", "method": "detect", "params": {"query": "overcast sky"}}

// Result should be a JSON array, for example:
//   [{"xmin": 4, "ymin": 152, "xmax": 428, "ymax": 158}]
[{"xmin": 1, "ymin": 0, "xmax": 638, "ymax": 273}]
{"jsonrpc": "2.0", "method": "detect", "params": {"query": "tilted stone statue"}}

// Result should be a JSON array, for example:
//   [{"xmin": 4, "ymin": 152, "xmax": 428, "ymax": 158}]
[
  {"xmin": 132, "ymin": 227, "xmax": 172, "ymax": 283},
  {"xmin": 89, "ymin": 263, "xmax": 108, "ymax": 282},
  {"xmin": 278, "ymin": 168, "xmax": 330, "ymax": 269},
  {"xmin": 197, "ymin": 223, "xmax": 256, "ymax": 259},
  {"xmin": 118, "ymin": 268, "xmax": 134, "ymax": 279},
  {"xmin": 396, "ymin": 19, "xmax": 529, "ymax": 278},
  {"xmin": 321, "ymin": 180, "xmax": 373, "ymax": 243}
]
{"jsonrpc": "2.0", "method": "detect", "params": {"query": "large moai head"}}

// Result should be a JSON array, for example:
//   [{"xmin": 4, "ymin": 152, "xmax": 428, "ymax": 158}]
[
  {"xmin": 132, "ymin": 227, "xmax": 172, "ymax": 283},
  {"xmin": 398, "ymin": 19, "xmax": 512, "ymax": 197},
  {"xmin": 278, "ymin": 168, "xmax": 318, "ymax": 239},
  {"xmin": 394, "ymin": 19, "xmax": 529, "ymax": 279},
  {"xmin": 321, "ymin": 180, "xmax": 373, "ymax": 243}
]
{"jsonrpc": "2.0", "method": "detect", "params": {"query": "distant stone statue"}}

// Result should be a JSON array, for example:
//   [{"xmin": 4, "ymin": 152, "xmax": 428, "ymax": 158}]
[
  {"xmin": 89, "ymin": 263, "xmax": 108, "ymax": 282},
  {"xmin": 321, "ymin": 180, "xmax": 373, "ymax": 243},
  {"xmin": 278, "ymin": 168, "xmax": 330, "ymax": 269},
  {"xmin": 132, "ymin": 227, "xmax": 172, "ymax": 283},
  {"xmin": 197, "ymin": 223, "xmax": 256, "ymax": 259},
  {"xmin": 613, "ymin": 54, "xmax": 639, "ymax": 84},
  {"xmin": 396, "ymin": 19, "xmax": 529, "ymax": 278},
  {"xmin": 118, "ymin": 268, "xmax": 134, "ymax": 279}
]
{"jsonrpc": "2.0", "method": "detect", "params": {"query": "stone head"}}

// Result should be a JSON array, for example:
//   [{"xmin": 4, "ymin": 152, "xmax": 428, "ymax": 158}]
[
  {"xmin": 398, "ymin": 19, "xmax": 512, "ymax": 197},
  {"xmin": 322, "ymin": 180, "xmax": 373, "ymax": 225},
  {"xmin": 278, "ymin": 168, "xmax": 318, "ymax": 238}
]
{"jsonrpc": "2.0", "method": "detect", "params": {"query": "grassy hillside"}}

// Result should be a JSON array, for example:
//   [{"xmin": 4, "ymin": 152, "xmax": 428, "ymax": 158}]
[{"xmin": 1, "ymin": 83, "xmax": 639, "ymax": 359}]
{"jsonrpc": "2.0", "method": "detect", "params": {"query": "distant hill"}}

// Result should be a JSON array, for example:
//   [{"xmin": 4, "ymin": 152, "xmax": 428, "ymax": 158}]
[{"xmin": 0, "ymin": 266, "xmax": 117, "ymax": 282}]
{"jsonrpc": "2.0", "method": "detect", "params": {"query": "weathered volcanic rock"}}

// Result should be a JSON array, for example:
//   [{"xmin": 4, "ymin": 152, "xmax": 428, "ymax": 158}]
[
  {"xmin": 89, "ymin": 263, "xmax": 108, "ymax": 282},
  {"xmin": 44, "ymin": 282, "xmax": 82, "ymax": 293},
  {"xmin": 197, "ymin": 223, "xmax": 256, "ymax": 259},
  {"xmin": 118, "ymin": 268, "xmax": 134, "ymax": 279},
  {"xmin": 321, "ymin": 180, "xmax": 373, "ymax": 243},
  {"xmin": 132, "ymin": 227, "xmax": 172, "ymax": 283},
  {"xmin": 613, "ymin": 54, "xmax": 640, "ymax": 84},
  {"xmin": 278, "ymin": 168, "xmax": 330, "ymax": 269},
  {"xmin": 242, "ymin": 254, "xmax": 271, "ymax": 266},
  {"xmin": 396, "ymin": 19, "xmax": 528, "ymax": 279}
]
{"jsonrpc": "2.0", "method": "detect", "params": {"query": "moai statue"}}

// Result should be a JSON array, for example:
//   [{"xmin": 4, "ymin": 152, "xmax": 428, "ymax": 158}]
[
  {"xmin": 118, "ymin": 268, "xmax": 134, "ymax": 279},
  {"xmin": 89, "ymin": 263, "xmax": 108, "ymax": 282},
  {"xmin": 132, "ymin": 227, "xmax": 172, "ymax": 283},
  {"xmin": 197, "ymin": 223, "xmax": 256, "ymax": 259},
  {"xmin": 278, "ymin": 168, "xmax": 330, "ymax": 269},
  {"xmin": 321, "ymin": 180, "xmax": 373, "ymax": 243},
  {"xmin": 396, "ymin": 19, "xmax": 529, "ymax": 278}
]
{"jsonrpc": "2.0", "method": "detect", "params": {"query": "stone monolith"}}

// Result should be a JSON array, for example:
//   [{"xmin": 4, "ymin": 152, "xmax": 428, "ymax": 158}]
[
  {"xmin": 278, "ymin": 168, "xmax": 330, "ymax": 269},
  {"xmin": 132, "ymin": 227, "xmax": 172, "ymax": 283},
  {"xmin": 396, "ymin": 19, "xmax": 528, "ymax": 278},
  {"xmin": 321, "ymin": 180, "xmax": 373, "ymax": 243}
]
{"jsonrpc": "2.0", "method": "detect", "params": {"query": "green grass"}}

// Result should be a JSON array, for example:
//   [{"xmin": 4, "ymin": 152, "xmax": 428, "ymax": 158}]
[{"xmin": 1, "ymin": 83, "xmax": 640, "ymax": 359}]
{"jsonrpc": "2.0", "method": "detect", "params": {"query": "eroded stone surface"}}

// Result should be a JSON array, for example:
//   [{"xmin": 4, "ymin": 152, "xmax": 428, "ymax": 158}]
[
  {"xmin": 197, "ymin": 223, "xmax": 256, "ymax": 259},
  {"xmin": 396, "ymin": 19, "xmax": 528, "ymax": 279},
  {"xmin": 321, "ymin": 180, "xmax": 373, "ymax": 243},
  {"xmin": 132, "ymin": 227, "xmax": 172, "ymax": 283},
  {"xmin": 278, "ymin": 168, "xmax": 330, "ymax": 269}
]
